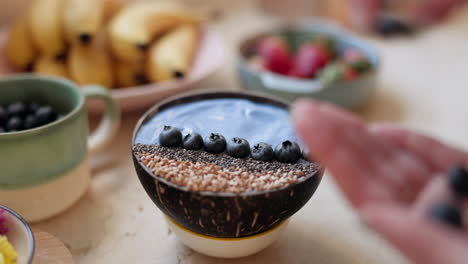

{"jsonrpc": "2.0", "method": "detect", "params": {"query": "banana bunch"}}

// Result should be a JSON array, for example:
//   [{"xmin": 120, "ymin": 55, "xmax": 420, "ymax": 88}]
[
  {"xmin": 4, "ymin": 0, "xmax": 202, "ymax": 89},
  {"xmin": 147, "ymin": 24, "xmax": 200, "ymax": 82},
  {"xmin": 68, "ymin": 29, "xmax": 114, "ymax": 87},
  {"xmin": 5, "ymin": 15, "xmax": 36, "ymax": 70},
  {"xmin": 34, "ymin": 55, "xmax": 68, "ymax": 78}
]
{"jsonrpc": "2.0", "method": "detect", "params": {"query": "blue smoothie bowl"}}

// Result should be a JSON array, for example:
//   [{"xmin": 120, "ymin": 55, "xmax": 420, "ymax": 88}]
[{"xmin": 132, "ymin": 91, "xmax": 324, "ymax": 240}]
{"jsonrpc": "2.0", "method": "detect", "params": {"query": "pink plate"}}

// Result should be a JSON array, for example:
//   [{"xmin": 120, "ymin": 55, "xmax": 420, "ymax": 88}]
[{"xmin": 0, "ymin": 25, "xmax": 226, "ymax": 113}]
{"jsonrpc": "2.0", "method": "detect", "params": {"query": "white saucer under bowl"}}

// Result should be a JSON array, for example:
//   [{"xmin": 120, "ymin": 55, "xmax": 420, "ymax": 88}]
[{"xmin": 166, "ymin": 217, "xmax": 289, "ymax": 258}]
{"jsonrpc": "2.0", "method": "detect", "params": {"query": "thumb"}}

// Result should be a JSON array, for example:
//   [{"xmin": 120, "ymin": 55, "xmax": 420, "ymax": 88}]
[
  {"xmin": 290, "ymin": 99, "xmax": 379, "ymax": 207},
  {"xmin": 361, "ymin": 203, "xmax": 468, "ymax": 264}
]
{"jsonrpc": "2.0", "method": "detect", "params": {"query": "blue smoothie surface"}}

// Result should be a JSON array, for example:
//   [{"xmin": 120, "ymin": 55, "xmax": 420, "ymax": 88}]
[{"xmin": 134, "ymin": 98, "xmax": 303, "ymax": 148}]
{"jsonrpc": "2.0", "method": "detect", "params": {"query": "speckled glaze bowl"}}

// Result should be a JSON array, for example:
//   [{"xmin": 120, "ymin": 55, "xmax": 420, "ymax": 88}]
[
  {"xmin": 132, "ymin": 91, "xmax": 323, "ymax": 247},
  {"xmin": 0, "ymin": 75, "xmax": 120, "ymax": 222},
  {"xmin": 237, "ymin": 20, "xmax": 379, "ymax": 109}
]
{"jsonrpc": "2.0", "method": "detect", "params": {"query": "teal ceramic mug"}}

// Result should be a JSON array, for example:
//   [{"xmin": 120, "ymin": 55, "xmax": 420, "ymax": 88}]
[{"xmin": 0, "ymin": 74, "xmax": 120, "ymax": 222}]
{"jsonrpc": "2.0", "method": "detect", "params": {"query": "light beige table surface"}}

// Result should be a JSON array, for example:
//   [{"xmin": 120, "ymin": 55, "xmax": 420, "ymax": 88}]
[{"xmin": 25, "ymin": 3, "xmax": 468, "ymax": 264}]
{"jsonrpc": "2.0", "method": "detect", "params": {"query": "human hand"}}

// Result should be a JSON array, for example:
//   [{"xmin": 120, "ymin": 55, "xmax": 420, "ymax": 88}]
[
  {"xmin": 292, "ymin": 99, "xmax": 468, "ymax": 264},
  {"xmin": 349, "ymin": 0, "xmax": 465, "ymax": 30}
]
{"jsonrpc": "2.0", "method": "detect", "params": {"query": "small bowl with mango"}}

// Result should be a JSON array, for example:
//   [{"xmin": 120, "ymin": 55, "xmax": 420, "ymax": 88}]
[
  {"xmin": 0, "ymin": 0, "xmax": 225, "ymax": 112},
  {"xmin": 0, "ymin": 205, "xmax": 35, "ymax": 264}
]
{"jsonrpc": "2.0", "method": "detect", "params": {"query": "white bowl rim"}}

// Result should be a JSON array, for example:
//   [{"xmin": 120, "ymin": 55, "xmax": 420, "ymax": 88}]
[{"xmin": 0, "ymin": 205, "xmax": 35, "ymax": 264}]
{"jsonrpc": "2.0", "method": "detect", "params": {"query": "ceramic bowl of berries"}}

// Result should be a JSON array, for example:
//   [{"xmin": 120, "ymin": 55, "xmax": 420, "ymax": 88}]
[
  {"xmin": 132, "ymin": 91, "xmax": 324, "ymax": 258},
  {"xmin": 0, "ymin": 75, "xmax": 120, "ymax": 222},
  {"xmin": 0, "ymin": 205, "xmax": 35, "ymax": 264},
  {"xmin": 237, "ymin": 20, "xmax": 379, "ymax": 109}
]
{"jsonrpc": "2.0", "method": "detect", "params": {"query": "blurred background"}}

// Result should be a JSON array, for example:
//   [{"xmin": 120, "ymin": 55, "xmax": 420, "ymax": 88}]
[{"xmin": 0, "ymin": 0, "xmax": 441, "ymax": 29}]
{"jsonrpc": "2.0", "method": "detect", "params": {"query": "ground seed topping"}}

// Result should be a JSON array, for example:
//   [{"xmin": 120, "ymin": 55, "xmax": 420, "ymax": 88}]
[{"xmin": 133, "ymin": 144, "xmax": 319, "ymax": 193}]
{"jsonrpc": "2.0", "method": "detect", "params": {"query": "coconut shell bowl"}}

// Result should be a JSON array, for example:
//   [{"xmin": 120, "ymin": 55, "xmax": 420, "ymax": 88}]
[{"xmin": 131, "ymin": 91, "xmax": 323, "ymax": 258}]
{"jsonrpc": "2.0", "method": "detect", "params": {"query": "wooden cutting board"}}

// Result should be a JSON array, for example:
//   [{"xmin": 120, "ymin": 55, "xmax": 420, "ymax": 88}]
[{"xmin": 32, "ymin": 229, "xmax": 74, "ymax": 264}]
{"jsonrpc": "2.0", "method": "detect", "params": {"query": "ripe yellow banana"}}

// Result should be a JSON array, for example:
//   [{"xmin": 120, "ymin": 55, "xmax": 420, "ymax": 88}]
[
  {"xmin": 34, "ymin": 56, "xmax": 68, "ymax": 78},
  {"xmin": 108, "ymin": 1, "xmax": 204, "ymax": 62},
  {"xmin": 63, "ymin": 0, "xmax": 107, "ymax": 45},
  {"xmin": 5, "ymin": 15, "xmax": 36, "ymax": 70},
  {"xmin": 68, "ymin": 30, "xmax": 114, "ymax": 87},
  {"xmin": 147, "ymin": 24, "xmax": 200, "ymax": 82},
  {"xmin": 103, "ymin": 0, "xmax": 125, "ymax": 22},
  {"xmin": 115, "ymin": 61, "xmax": 147, "ymax": 88},
  {"xmin": 29, "ymin": 0, "xmax": 66, "ymax": 57}
]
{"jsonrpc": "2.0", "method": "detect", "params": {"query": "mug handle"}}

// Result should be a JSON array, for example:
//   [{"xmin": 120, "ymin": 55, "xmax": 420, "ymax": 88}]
[{"xmin": 82, "ymin": 85, "xmax": 120, "ymax": 155}]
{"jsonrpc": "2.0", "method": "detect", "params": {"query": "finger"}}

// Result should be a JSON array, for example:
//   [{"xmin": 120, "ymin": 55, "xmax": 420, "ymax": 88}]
[
  {"xmin": 349, "ymin": 0, "xmax": 382, "ymax": 30},
  {"xmin": 292, "ymin": 100, "xmax": 429, "ymax": 204},
  {"xmin": 411, "ymin": 176, "xmax": 455, "ymax": 217},
  {"xmin": 382, "ymin": 151, "xmax": 431, "ymax": 203},
  {"xmin": 464, "ymin": 200, "xmax": 468, "ymax": 226},
  {"xmin": 370, "ymin": 124, "xmax": 468, "ymax": 173},
  {"xmin": 292, "ymin": 100, "xmax": 399, "ymax": 207},
  {"xmin": 414, "ymin": 175, "xmax": 468, "ymax": 230},
  {"xmin": 292, "ymin": 99, "xmax": 372, "ymax": 206},
  {"xmin": 411, "ymin": 0, "xmax": 461, "ymax": 24},
  {"xmin": 361, "ymin": 203, "xmax": 468, "ymax": 264}
]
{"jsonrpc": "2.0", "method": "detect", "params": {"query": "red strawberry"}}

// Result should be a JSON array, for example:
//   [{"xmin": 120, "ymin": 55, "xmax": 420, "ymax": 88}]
[
  {"xmin": 256, "ymin": 36, "xmax": 292, "ymax": 75},
  {"xmin": 343, "ymin": 48, "xmax": 364, "ymax": 63},
  {"xmin": 312, "ymin": 36, "xmax": 336, "ymax": 58},
  {"xmin": 343, "ymin": 48, "xmax": 371, "ymax": 73},
  {"xmin": 287, "ymin": 68, "xmax": 307, "ymax": 79},
  {"xmin": 343, "ymin": 66, "xmax": 358, "ymax": 81},
  {"xmin": 290, "ymin": 43, "xmax": 330, "ymax": 78}
]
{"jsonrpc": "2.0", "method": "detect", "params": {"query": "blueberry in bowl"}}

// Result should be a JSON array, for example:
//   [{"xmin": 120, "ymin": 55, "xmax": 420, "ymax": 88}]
[
  {"xmin": 182, "ymin": 132, "xmax": 204, "ymax": 150},
  {"xmin": 226, "ymin": 137, "xmax": 250, "ymax": 158},
  {"xmin": 251, "ymin": 142, "xmax": 274, "ymax": 162},
  {"xmin": 132, "ymin": 91, "xmax": 323, "ymax": 258},
  {"xmin": 275, "ymin": 140, "xmax": 302, "ymax": 163},
  {"xmin": 204, "ymin": 133, "xmax": 227, "ymax": 154},
  {"xmin": 159, "ymin": 125, "xmax": 183, "ymax": 147},
  {"xmin": 0, "ymin": 101, "xmax": 62, "ymax": 134}
]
